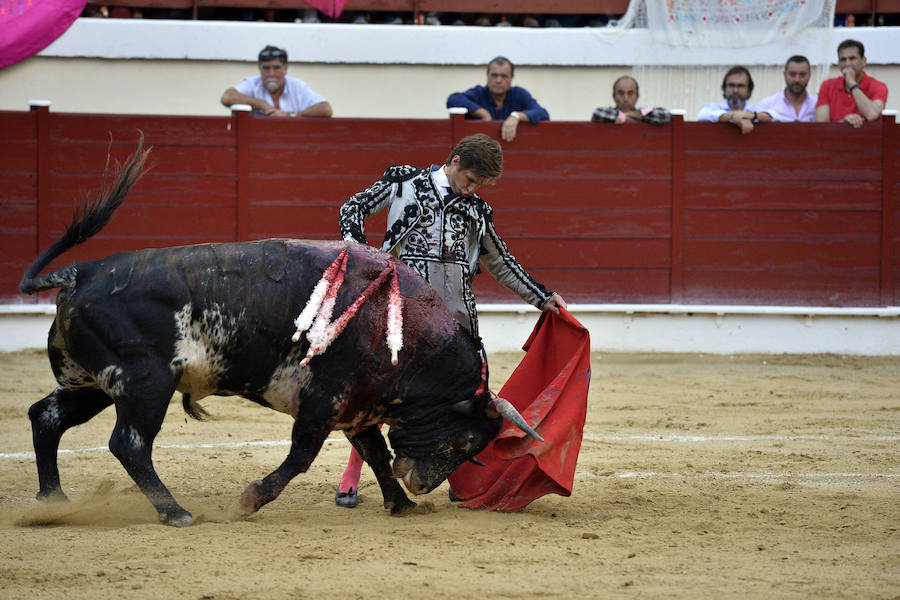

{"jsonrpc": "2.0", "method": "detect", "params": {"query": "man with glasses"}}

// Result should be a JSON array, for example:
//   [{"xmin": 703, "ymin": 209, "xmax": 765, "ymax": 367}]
[
  {"xmin": 221, "ymin": 45, "xmax": 333, "ymax": 118},
  {"xmin": 697, "ymin": 66, "xmax": 774, "ymax": 134}
]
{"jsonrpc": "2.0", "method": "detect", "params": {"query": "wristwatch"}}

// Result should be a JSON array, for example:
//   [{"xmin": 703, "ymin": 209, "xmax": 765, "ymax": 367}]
[{"xmin": 848, "ymin": 83, "xmax": 860, "ymax": 92}]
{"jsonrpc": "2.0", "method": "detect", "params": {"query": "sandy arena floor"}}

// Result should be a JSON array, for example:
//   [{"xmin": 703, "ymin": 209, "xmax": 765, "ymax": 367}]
[{"xmin": 0, "ymin": 348, "xmax": 898, "ymax": 599}]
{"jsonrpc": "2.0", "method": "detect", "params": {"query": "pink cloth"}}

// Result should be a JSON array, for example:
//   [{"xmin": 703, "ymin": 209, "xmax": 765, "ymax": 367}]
[
  {"xmin": 305, "ymin": 0, "xmax": 347, "ymax": 18},
  {"xmin": 1, "ymin": 0, "xmax": 87, "ymax": 69}
]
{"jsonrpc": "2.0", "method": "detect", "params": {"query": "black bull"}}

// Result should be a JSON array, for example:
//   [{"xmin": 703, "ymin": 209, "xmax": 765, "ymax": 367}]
[{"xmin": 19, "ymin": 138, "xmax": 539, "ymax": 527}]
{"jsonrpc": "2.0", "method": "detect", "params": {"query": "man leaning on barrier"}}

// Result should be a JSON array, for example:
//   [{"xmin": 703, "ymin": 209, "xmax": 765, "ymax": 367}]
[
  {"xmin": 697, "ymin": 66, "xmax": 775, "ymax": 135},
  {"xmin": 446, "ymin": 56, "xmax": 550, "ymax": 142},
  {"xmin": 757, "ymin": 55, "xmax": 817, "ymax": 122},
  {"xmin": 591, "ymin": 75, "xmax": 671, "ymax": 125},
  {"xmin": 221, "ymin": 45, "xmax": 333, "ymax": 118},
  {"xmin": 815, "ymin": 39, "xmax": 888, "ymax": 128}
]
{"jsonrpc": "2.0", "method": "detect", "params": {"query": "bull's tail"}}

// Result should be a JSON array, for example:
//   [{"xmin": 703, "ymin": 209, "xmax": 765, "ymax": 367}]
[{"xmin": 19, "ymin": 133, "xmax": 151, "ymax": 294}]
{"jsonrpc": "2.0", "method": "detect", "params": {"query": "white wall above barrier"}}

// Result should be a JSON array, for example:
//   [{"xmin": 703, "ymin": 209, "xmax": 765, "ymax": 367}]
[{"xmin": 38, "ymin": 20, "xmax": 900, "ymax": 66}]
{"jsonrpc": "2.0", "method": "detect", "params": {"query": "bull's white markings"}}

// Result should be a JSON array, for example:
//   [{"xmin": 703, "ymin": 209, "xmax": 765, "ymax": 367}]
[
  {"xmin": 56, "ymin": 350, "xmax": 93, "ymax": 389},
  {"xmin": 171, "ymin": 303, "xmax": 239, "ymax": 403},
  {"xmin": 95, "ymin": 365, "xmax": 124, "ymax": 398},
  {"xmin": 292, "ymin": 250, "xmax": 403, "ymax": 367},
  {"xmin": 262, "ymin": 351, "xmax": 312, "ymax": 417},
  {"xmin": 127, "ymin": 425, "xmax": 144, "ymax": 449},
  {"xmin": 41, "ymin": 398, "xmax": 61, "ymax": 428}
]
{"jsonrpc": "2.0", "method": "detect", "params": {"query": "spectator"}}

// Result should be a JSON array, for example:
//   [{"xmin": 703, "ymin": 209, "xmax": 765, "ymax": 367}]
[
  {"xmin": 334, "ymin": 133, "xmax": 567, "ymax": 508},
  {"xmin": 815, "ymin": 39, "xmax": 888, "ymax": 128},
  {"xmin": 697, "ymin": 66, "xmax": 774, "ymax": 134},
  {"xmin": 757, "ymin": 55, "xmax": 817, "ymax": 122},
  {"xmin": 446, "ymin": 56, "xmax": 550, "ymax": 142},
  {"xmin": 220, "ymin": 45, "xmax": 333, "ymax": 118},
  {"xmin": 591, "ymin": 75, "xmax": 671, "ymax": 125}
]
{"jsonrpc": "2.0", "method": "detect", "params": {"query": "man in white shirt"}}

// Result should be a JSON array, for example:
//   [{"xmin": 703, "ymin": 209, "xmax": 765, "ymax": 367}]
[
  {"xmin": 697, "ymin": 66, "xmax": 775, "ymax": 134},
  {"xmin": 757, "ymin": 56, "xmax": 817, "ymax": 122},
  {"xmin": 221, "ymin": 45, "xmax": 333, "ymax": 118}
]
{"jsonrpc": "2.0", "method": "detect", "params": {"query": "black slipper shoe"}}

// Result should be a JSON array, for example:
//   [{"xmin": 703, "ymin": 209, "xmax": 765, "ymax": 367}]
[{"xmin": 335, "ymin": 487, "xmax": 359, "ymax": 508}]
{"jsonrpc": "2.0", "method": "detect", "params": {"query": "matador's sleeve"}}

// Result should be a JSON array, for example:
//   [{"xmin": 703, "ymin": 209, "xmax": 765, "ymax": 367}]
[
  {"xmin": 478, "ymin": 207, "xmax": 554, "ymax": 309},
  {"xmin": 338, "ymin": 165, "xmax": 421, "ymax": 244}
]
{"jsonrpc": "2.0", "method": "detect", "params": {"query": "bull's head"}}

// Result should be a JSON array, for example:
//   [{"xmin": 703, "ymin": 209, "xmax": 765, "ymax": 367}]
[{"xmin": 388, "ymin": 392, "xmax": 542, "ymax": 495}]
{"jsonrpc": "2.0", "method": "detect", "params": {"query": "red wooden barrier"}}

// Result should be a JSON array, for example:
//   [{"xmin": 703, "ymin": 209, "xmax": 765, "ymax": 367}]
[{"xmin": 1, "ymin": 107, "xmax": 897, "ymax": 308}]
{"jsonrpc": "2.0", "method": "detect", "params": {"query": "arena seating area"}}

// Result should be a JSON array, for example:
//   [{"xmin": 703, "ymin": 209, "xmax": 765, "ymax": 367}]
[{"xmin": 80, "ymin": 0, "xmax": 900, "ymax": 26}]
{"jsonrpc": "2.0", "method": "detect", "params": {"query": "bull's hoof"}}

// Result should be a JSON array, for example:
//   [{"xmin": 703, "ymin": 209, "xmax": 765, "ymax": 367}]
[
  {"xmin": 335, "ymin": 487, "xmax": 358, "ymax": 509},
  {"xmin": 36, "ymin": 489, "xmax": 68, "ymax": 503},
  {"xmin": 239, "ymin": 480, "xmax": 264, "ymax": 516},
  {"xmin": 159, "ymin": 509, "xmax": 193, "ymax": 528},
  {"xmin": 389, "ymin": 498, "xmax": 434, "ymax": 516}
]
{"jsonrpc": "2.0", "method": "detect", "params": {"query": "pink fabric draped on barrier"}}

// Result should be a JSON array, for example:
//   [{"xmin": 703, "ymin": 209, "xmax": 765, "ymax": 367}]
[
  {"xmin": 449, "ymin": 308, "xmax": 591, "ymax": 511},
  {"xmin": 305, "ymin": 0, "xmax": 347, "ymax": 19},
  {"xmin": 1, "ymin": 0, "xmax": 86, "ymax": 68}
]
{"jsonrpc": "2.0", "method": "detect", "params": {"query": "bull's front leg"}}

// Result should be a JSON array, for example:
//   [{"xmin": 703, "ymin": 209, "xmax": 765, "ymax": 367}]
[
  {"xmin": 239, "ymin": 416, "xmax": 332, "ymax": 517},
  {"xmin": 348, "ymin": 426, "xmax": 428, "ymax": 515}
]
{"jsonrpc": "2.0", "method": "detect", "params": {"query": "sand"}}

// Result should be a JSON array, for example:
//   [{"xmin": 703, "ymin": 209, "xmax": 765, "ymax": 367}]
[{"xmin": 1, "ymin": 348, "xmax": 898, "ymax": 599}]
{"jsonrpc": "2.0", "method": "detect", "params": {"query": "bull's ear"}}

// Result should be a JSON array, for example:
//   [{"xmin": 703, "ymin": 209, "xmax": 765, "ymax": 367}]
[{"xmin": 450, "ymin": 399, "xmax": 475, "ymax": 415}]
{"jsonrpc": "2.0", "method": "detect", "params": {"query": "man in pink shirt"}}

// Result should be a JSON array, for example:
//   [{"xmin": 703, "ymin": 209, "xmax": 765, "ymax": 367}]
[
  {"xmin": 815, "ymin": 39, "xmax": 888, "ymax": 128},
  {"xmin": 758, "ymin": 55, "xmax": 817, "ymax": 122}
]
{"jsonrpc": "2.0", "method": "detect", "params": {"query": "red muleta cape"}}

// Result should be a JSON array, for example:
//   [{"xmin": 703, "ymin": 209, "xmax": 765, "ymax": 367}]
[{"xmin": 448, "ymin": 308, "xmax": 591, "ymax": 511}]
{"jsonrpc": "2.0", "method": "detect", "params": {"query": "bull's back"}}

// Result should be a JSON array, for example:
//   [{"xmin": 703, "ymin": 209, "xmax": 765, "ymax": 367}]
[{"xmin": 52, "ymin": 238, "xmax": 467, "ymax": 413}]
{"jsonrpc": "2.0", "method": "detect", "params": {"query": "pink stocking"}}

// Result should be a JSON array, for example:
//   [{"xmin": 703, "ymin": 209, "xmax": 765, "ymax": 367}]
[{"xmin": 339, "ymin": 447, "xmax": 365, "ymax": 493}]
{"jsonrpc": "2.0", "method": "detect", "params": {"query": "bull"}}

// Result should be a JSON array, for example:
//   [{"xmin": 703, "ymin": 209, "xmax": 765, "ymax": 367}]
[{"xmin": 19, "ymin": 137, "xmax": 540, "ymax": 527}]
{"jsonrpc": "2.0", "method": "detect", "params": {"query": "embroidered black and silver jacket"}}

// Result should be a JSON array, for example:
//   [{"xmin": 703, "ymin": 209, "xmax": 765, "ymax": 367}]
[{"xmin": 339, "ymin": 164, "xmax": 553, "ymax": 340}]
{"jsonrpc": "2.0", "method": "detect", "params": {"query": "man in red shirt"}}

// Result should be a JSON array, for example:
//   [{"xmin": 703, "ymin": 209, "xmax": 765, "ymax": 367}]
[{"xmin": 815, "ymin": 39, "xmax": 888, "ymax": 128}]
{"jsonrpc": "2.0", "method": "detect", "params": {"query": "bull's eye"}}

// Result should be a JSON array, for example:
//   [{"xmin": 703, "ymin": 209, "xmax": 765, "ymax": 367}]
[{"xmin": 467, "ymin": 434, "xmax": 476, "ymax": 445}]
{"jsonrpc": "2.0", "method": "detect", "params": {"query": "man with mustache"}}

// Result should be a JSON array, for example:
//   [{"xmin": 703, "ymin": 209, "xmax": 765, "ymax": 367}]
[
  {"xmin": 697, "ymin": 66, "xmax": 775, "ymax": 134},
  {"xmin": 757, "ymin": 55, "xmax": 817, "ymax": 122},
  {"xmin": 815, "ymin": 39, "xmax": 888, "ymax": 128},
  {"xmin": 221, "ymin": 45, "xmax": 333, "ymax": 118}
]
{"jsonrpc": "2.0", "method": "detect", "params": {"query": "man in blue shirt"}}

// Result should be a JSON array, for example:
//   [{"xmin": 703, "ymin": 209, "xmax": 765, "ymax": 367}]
[{"xmin": 447, "ymin": 56, "xmax": 550, "ymax": 142}]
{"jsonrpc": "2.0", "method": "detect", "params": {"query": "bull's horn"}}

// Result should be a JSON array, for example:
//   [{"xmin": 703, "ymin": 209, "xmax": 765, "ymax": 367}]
[
  {"xmin": 488, "ymin": 397, "xmax": 544, "ymax": 442},
  {"xmin": 468, "ymin": 456, "xmax": 486, "ymax": 467}
]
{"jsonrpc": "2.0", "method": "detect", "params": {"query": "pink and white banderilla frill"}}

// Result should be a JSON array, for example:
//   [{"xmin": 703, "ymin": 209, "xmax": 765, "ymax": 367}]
[{"xmin": 291, "ymin": 250, "xmax": 404, "ymax": 366}]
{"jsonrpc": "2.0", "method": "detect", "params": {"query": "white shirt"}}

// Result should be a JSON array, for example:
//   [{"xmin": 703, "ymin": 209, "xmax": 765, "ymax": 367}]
[
  {"xmin": 234, "ymin": 75, "xmax": 326, "ymax": 114},
  {"xmin": 431, "ymin": 164, "xmax": 452, "ymax": 197},
  {"xmin": 756, "ymin": 89, "xmax": 817, "ymax": 122}
]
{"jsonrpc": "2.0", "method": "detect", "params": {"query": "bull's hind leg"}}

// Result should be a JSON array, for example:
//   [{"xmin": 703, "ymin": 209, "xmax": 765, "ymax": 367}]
[
  {"xmin": 105, "ymin": 367, "xmax": 192, "ymax": 527},
  {"xmin": 29, "ymin": 387, "xmax": 114, "ymax": 501},
  {"xmin": 348, "ymin": 426, "xmax": 419, "ymax": 515}
]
